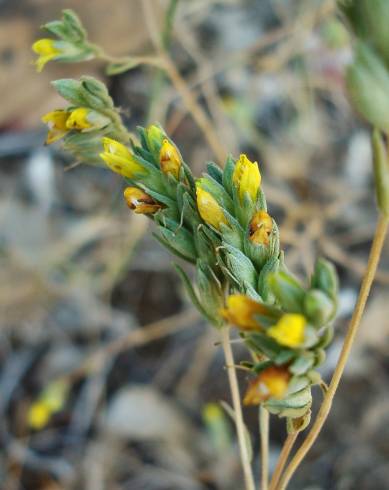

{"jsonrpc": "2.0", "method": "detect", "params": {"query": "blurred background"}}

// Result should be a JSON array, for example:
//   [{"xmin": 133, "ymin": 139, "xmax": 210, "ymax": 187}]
[{"xmin": 1, "ymin": 0, "xmax": 389, "ymax": 489}]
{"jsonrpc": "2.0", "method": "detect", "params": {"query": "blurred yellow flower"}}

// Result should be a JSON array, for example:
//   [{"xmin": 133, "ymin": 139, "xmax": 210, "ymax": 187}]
[
  {"xmin": 267, "ymin": 313, "xmax": 306, "ymax": 348},
  {"xmin": 159, "ymin": 139, "xmax": 181, "ymax": 178},
  {"xmin": 123, "ymin": 187, "xmax": 162, "ymax": 214},
  {"xmin": 232, "ymin": 154, "xmax": 261, "ymax": 202},
  {"xmin": 244, "ymin": 366, "xmax": 290, "ymax": 405},
  {"xmin": 28, "ymin": 401, "xmax": 51, "ymax": 430},
  {"xmin": 100, "ymin": 138, "xmax": 145, "ymax": 178},
  {"xmin": 249, "ymin": 210, "xmax": 273, "ymax": 245},
  {"xmin": 196, "ymin": 184, "xmax": 227, "ymax": 229},
  {"xmin": 221, "ymin": 294, "xmax": 268, "ymax": 330},
  {"xmin": 41, "ymin": 110, "xmax": 70, "ymax": 144},
  {"xmin": 32, "ymin": 39, "xmax": 61, "ymax": 72}
]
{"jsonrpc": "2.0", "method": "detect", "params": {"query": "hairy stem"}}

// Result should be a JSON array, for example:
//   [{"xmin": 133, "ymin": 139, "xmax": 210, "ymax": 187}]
[
  {"xmin": 259, "ymin": 406, "xmax": 269, "ymax": 490},
  {"xmin": 221, "ymin": 328, "xmax": 255, "ymax": 490},
  {"xmin": 277, "ymin": 214, "xmax": 389, "ymax": 490}
]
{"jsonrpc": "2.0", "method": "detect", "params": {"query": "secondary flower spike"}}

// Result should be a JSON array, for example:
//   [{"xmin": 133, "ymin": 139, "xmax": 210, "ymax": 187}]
[
  {"xmin": 123, "ymin": 187, "xmax": 162, "ymax": 214},
  {"xmin": 244, "ymin": 366, "xmax": 290, "ymax": 405},
  {"xmin": 267, "ymin": 313, "xmax": 306, "ymax": 348},
  {"xmin": 233, "ymin": 154, "xmax": 261, "ymax": 202},
  {"xmin": 249, "ymin": 210, "xmax": 273, "ymax": 245},
  {"xmin": 159, "ymin": 139, "xmax": 182, "ymax": 178},
  {"xmin": 221, "ymin": 294, "xmax": 269, "ymax": 330},
  {"xmin": 100, "ymin": 138, "xmax": 146, "ymax": 178},
  {"xmin": 196, "ymin": 184, "xmax": 228, "ymax": 230}
]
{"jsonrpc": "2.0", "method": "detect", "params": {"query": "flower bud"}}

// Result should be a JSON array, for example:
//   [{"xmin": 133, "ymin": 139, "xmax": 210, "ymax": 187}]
[
  {"xmin": 243, "ymin": 366, "xmax": 290, "ymax": 405},
  {"xmin": 159, "ymin": 138, "xmax": 182, "ymax": 178},
  {"xmin": 100, "ymin": 138, "xmax": 146, "ymax": 178},
  {"xmin": 41, "ymin": 110, "xmax": 70, "ymax": 144},
  {"xmin": 267, "ymin": 313, "xmax": 306, "ymax": 348},
  {"xmin": 146, "ymin": 124, "xmax": 165, "ymax": 157},
  {"xmin": 123, "ymin": 187, "xmax": 162, "ymax": 214},
  {"xmin": 269, "ymin": 271, "xmax": 305, "ymax": 312},
  {"xmin": 249, "ymin": 210, "xmax": 273, "ymax": 245},
  {"xmin": 346, "ymin": 42, "xmax": 389, "ymax": 131},
  {"xmin": 196, "ymin": 183, "xmax": 227, "ymax": 229},
  {"xmin": 232, "ymin": 154, "xmax": 261, "ymax": 202},
  {"xmin": 304, "ymin": 289, "xmax": 334, "ymax": 327},
  {"xmin": 221, "ymin": 294, "xmax": 269, "ymax": 330}
]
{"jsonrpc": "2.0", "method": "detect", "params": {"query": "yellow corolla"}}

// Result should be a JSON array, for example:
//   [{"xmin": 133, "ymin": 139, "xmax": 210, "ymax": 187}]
[
  {"xmin": 221, "ymin": 294, "xmax": 269, "ymax": 330},
  {"xmin": 243, "ymin": 366, "xmax": 290, "ymax": 405},
  {"xmin": 32, "ymin": 39, "xmax": 61, "ymax": 72},
  {"xmin": 196, "ymin": 184, "xmax": 227, "ymax": 229},
  {"xmin": 65, "ymin": 108, "xmax": 93, "ymax": 130},
  {"xmin": 232, "ymin": 154, "xmax": 261, "ymax": 202},
  {"xmin": 267, "ymin": 313, "xmax": 306, "ymax": 348},
  {"xmin": 100, "ymin": 138, "xmax": 146, "ymax": 178},
  {"xmin": 249, "ymin": 210, "xmax": 273, "ymax": 245},
  {"xmin": 41, "ymin": 110, "xmax": 70, "ymax": 144},
  {"xmin": 159, "ymin": 139, "xmax": 182, "ymax": 179},
  {"xmin": 123, "ymin": 187, "xmax": 162, "ymax": 214}
]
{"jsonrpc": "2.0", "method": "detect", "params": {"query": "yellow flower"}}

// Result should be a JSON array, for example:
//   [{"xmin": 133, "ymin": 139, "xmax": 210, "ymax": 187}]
[
  {"xmin": 41, "ymin": 110, "xmax": 70, "ymax": 144},
  {"xmin": 267, "ymin": 313, "xmax": 306, "ymax": 348},
  {"xmin": 123, "ymin": 187, "xmax": 162, "ymax": 214},
  {"xmin": 159, "ymin": 139, "xmax": 182, "ymax": 178},
  {"xmin": 196, "ymin": 184, "xmax": 227, "ymax": 229},
  {"xmin": 100, "ymin": 138, "xmax": 146, "ymax": 178},
  {"xmin": 232, "ymin": 154, "xmax": 261, "ymax": 202},
  {"xmin": 65, "ymin": 108, "xmax": 93, "ymax": 130},
  {"xmin": 243, "ymin": 366, "xmax": 290, "ymax": 405},
  {"xmin": 32, "ymin": 39, "xmax": 61, "ymax": 72},
  {"xmin": 249, "ymin": 210, "xmax": 273, "ymax": 245},
  {"xmin": 221, "ymin": 294, "xmax": 268, "ymax": 330},
  {"xmin": 28, "ymin": 401, "xmax": 51, "ymax": 430}
]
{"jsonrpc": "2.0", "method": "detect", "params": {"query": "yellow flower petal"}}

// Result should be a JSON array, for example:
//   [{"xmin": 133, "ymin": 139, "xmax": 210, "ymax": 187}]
[
  {"xmin": 244, "ymin": 367, "xmax": 290, "ymax": 405},
  {"xmin": 41, "ymin": 110, "xmax": 70, "ymax": 144},
  {"xmin": 267, "ymin": 313, "xmax": 306, "ymax": 348},
  {"xmin": 28, "ymin": 402, "xmax": 51, "ymax": 430},
  {"xmin": 66, "ymin": 108, "xmax": 93, "ymax": 130},
  {"xmin": 249, "ymin": 210, "xmax": 273, "ymax": 245},
  {"xmin": 220, "ymin": 294, "xmax": 268, "ymax": 330},
  {"xmin": 196, "ymin": 185, "xmax": 227, "ymax": 230},
  {"xmin": 32, "ymin": 39, "xmax": 60, "ymax": 72},
  {"xmin": 232, "ymin": 154, "xmax": 261, "ymax": 202},
  {"xmin": 159, "ymin": 139, "xmax": 181, "ymax": 178},
  {"xmin": 100, "ymin": 137, "xmax": 146, "ymax": 178}
]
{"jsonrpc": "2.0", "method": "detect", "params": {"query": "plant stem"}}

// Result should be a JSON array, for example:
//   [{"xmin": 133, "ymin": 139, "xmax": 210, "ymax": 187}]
[
  {"xmin": 259, "ymin": 406, "xmax": 269, "ymax": 490},
  {"xmin": 221, "ymin": 327, "xmax": 255, "ymax": 490},
  {"xmin": 277, "ymin": 214, "xmax": 389, "ymax": 490},
  {"xmin": 268, "ymin": 432, "xmax": 298, "ymax": 490}
]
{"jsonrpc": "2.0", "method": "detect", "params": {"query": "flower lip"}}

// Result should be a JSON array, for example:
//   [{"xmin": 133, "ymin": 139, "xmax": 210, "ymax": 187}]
[
  {"xmin": 41, "ymin": 110, "xmax": 70, "ymax": 144},
  {"xmin": 32, "ymin": 39, "xmax": 61, "ymax": 72},
  {"xmin": 123, "ymin": 187, "xmax": 161, "ymax": 214}
]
